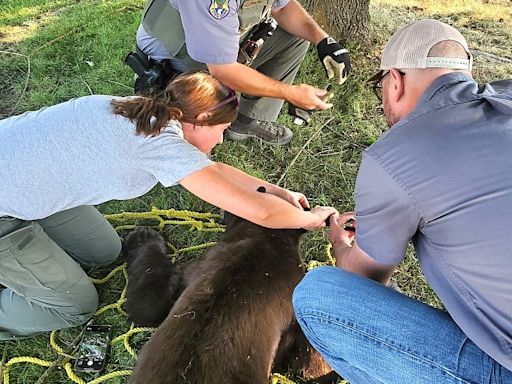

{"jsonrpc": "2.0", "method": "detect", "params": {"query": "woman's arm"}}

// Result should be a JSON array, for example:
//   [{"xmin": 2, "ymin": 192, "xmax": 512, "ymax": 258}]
[
  {"xmin": 213, "ymin": 163, "xmax": 309, "ymax": 209},
  {"xmin": 179, "ymin": 163, "xmax": 336, "ymax": 229}
]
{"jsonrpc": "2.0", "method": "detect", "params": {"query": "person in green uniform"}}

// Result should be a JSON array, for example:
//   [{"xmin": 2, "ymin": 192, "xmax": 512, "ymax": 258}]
[{"xmin": 133, "ymin": 0, "xmax": 352, "ymax": 145}]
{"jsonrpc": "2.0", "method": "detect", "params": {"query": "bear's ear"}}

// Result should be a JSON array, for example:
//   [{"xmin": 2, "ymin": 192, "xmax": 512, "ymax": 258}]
[
  {"xmin": 220, "ymin": 209, "xmax": 238, "ymax": 228},
  {"xmin": 257, "ymin": 186, "xmax": 266, "ymax": 193}
]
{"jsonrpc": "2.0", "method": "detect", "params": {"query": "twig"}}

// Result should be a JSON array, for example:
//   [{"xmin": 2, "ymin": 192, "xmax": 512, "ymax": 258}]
[
  {"xmin": 276, "ymin": 117, "xmax": 334, "ymax": 187},
  {"xmin": 29, "ymin": 1, "xmax": 131, "ymax": 57},
  {"xmin": 1, "ymin": 341, "xmax": 8, "ymax": 384},
  {"xmin": 336, "ymin": 156, "xmax": 349, "ymax": 188},
  {"xmin": 34, "ymin": 329, "xmax": 85, "ymax": 384},
  {"xmin": 105, "ymin": 363, "xmax": 134, "ymax": 370},
  {"xmin": 105, "ymin": 80, "xmax": 134, "ymax": 90},
  {"xmin": 0, "ymin": 50, "xmax": 31, "ymax": 117},
  {"xmin": 83, "ymin": 80, "xmax": 93, "ymax": 95},
  {"xmin": 30, "ymin": 27, "xmax": 82, "ymax": 55},
  {"xmin": 28, "ymin": 2, "xmax": 132, "ymax": 57},
  {"xmin": 471, "ymin": 49, "xmax": 512, "ymax": 64},
  {"xmin": 324, "ymin": 124, "xmax": 367, "ymax": 149}
]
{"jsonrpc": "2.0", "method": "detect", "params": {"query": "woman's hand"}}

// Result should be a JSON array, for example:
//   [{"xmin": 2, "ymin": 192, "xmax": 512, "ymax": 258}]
[
  {"xmin": 329, "ymin": 211, "xmax": 356, "ymax": 247},
  {"xmin": 304, "ymin": 206, "xmax": 338, "ymax": 231},
  {"xmin": 268, "ymin": 187, "xmax": 310, "ymax": 209}
]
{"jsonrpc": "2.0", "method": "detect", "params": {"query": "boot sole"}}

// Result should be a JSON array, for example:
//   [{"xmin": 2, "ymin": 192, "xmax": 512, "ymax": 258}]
[{"xmin": 225, "ymin": 130, "xmax": 293, "ymax": 146}]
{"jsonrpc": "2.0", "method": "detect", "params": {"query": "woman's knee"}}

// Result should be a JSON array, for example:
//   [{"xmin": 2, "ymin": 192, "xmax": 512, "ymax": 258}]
[
  {"xmin": 68, "ymin": 222, "xmax": 121, "ymax": 268},
  {"xmin": 0, "ymin": 279, "xmax": 99, "ymax": 338},
  {"xmin": 38, "ymin": 206, "xmax": 121, "ymax": 267},
  {"xmin": 61, "ymin": 279, "xmax": 99, "ymax": 325},
  {"xmin": 91, "ymin": 227, "xmax": 122, "ymax": 266}
]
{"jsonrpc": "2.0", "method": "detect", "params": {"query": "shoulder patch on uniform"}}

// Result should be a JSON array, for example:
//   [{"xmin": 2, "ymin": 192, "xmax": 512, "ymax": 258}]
[{"xmin": 209, "ymin": 0, "xmax": 230, "ymax": 19}]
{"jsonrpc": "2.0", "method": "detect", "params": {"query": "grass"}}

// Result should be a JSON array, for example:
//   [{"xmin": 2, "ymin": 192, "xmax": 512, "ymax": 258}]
[{"xmin": 1, "ymin": 0, "xmax": 511, "ymax": 382}]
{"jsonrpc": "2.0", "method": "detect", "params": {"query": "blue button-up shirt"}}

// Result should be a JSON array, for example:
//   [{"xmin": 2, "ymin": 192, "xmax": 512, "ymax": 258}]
[{"xmin": 356, "ymin": 72, "xmax": 512, "ymax": 370}]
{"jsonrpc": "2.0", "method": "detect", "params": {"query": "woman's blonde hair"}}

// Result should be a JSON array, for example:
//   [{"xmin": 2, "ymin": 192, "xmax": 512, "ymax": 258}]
[{"xmin": 111, "ymin": 71, "xmax": 239, "ymax": 136}]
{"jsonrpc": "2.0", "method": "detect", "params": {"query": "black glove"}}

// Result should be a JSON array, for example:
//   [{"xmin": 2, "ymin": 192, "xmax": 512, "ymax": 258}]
[{"xmin": 317, "ymin": 37, "xmax": 351, "ymax": 85}]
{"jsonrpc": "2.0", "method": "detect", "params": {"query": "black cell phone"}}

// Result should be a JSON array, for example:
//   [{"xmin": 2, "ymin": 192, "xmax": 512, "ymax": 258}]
[{"xmin": 74, "ymin": 325, "xmax": 111, "ymax": 372}]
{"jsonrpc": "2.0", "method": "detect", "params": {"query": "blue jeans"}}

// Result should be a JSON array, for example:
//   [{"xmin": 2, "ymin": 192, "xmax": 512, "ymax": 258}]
[{"xmin": 293, "ymin": 266, "xmax": 512, "ymax": 384}]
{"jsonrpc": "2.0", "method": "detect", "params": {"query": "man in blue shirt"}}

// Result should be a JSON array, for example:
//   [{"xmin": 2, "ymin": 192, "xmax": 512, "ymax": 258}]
[
  {"xmin": 133, "ymin": 0, "xmax": 351, "ymax": 145},
  {"xmin": 294, "ymin": 19, "xmax": 512, "ymax": 383}
]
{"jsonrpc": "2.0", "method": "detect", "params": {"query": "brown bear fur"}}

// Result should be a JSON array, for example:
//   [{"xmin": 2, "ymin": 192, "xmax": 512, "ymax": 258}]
[{"xmin": 123, "ymin": 208, "xmax": 338, "ymax": 384}]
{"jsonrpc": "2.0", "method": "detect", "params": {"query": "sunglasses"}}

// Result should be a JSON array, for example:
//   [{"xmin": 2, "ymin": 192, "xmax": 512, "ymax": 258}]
[
  {"xmin": 371, "ymin": 69, "xmax": 406, "ymax": 102},
  {"xmin": 207, "ymin": 88, "xmax": 240, "ymax": 112}
]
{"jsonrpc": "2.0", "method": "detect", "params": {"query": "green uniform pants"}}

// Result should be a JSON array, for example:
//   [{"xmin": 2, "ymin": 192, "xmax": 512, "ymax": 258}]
[
  {"xmin": 0, "ymin": 206, "xmax": 121, "ymax": 340},
  {"xmin": 173, "ymin": 27, "xmax": 310, "ymax": 122},
  {"xmin": 241, "ymin": 26, "xmax": 310, "ymax": 122}
]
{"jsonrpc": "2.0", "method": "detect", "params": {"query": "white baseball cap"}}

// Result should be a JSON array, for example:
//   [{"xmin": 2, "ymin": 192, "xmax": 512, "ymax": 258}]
[{"xmin": 368, "ymin": 19, "xmax": 472, "ymax": 82}]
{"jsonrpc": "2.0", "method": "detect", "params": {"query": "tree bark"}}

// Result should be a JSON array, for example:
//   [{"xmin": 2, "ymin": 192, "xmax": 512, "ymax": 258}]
[{"xmin": 301, "ymin": 0, "xmax": 370, "ymax": 44}]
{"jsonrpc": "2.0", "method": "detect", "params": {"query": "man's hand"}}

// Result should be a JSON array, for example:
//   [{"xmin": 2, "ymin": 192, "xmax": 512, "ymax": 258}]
[
  {"xmin": 329, "ymin": 211, "xmax": 356, "ymax": 248},
  {"xmin": 328, "ymin": 212, "xmax": 397, "ymax": 284},
  {"xmin": 287, "ymin": 84, "xmax": 333, "ymax": 111},
  {"xmin": 317, "ymin": 37, "xmax": 351, "ymax": 85}
]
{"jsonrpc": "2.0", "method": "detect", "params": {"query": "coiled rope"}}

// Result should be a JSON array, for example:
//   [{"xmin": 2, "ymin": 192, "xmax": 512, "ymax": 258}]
[{"xmin": 1, "ymin": 208, "xmax": 334, "ymax": 384}]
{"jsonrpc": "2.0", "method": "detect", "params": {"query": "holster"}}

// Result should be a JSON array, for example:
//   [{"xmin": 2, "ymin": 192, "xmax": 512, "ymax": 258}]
[
  {"xmin": 237, "ymin": 18, "xmax": 277, "ymax": 66},
  {"xmin": 125, "ymin": 47, "xmax": 181, "ymax": 95}
]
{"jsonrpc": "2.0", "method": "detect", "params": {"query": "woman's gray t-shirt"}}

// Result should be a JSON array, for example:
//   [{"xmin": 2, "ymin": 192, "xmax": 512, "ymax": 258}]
[{"xmin": 0, "ymin": 95, "xmax": 213, "ymax": 220}]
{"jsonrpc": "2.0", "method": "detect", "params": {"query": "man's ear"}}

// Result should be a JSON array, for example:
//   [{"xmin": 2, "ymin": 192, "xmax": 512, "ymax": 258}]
[{"xmin": 389, "ymin": 68, "xmax": 406, "ymax": 103}]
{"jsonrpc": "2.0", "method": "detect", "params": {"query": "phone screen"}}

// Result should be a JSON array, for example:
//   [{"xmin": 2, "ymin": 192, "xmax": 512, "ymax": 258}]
[{"xmin": 74, "ymin": 325, "xmax": 111, "ymax": 372}]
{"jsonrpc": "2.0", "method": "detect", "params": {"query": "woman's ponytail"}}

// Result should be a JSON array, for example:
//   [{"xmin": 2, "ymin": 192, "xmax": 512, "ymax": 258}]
[
  {"xmin": 111, "ymin": 71, "xmax": 238, "ymax": 136},
  {"xmin": 111, "ymin": 96, "xmax": 176, "ymax": 136}
]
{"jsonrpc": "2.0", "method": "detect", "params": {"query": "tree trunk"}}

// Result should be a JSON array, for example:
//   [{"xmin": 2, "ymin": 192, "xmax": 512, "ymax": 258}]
[{"xmin": 301, "ymin": 0, "xmax": 370, "ymax": 44}]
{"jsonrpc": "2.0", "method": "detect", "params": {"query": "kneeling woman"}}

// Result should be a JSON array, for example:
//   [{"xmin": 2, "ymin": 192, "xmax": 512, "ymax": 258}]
[{"xmin": 0, "ymin": 71, "xmax": 336, "ymax": 339}]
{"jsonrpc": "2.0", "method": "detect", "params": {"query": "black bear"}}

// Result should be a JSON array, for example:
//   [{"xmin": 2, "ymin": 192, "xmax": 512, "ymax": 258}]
[
  {"xmin": 123, "ymin": 190, "xmax": 338, "ymax": 384},
  {"xmin": 123, "ymin": 226, "xmax": 192, "ymax": 327}
]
